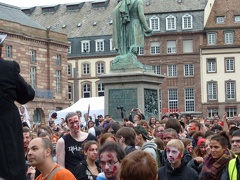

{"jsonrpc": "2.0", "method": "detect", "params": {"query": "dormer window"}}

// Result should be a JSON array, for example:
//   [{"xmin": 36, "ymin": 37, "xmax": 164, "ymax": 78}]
[
  {"xmin": 81, "ymin": 40, "xmax": 90, "ymax": 53},
  {"xmin": 216, "ymin": 16, "xmax": 225, "ymax": 24},
  {"xmin": 95, "ymin": 39, "xmax": 104, "ymax": 52},
  {"xmin": 149, "ymin": 16, "xmax": 160, "ymax": 31}
]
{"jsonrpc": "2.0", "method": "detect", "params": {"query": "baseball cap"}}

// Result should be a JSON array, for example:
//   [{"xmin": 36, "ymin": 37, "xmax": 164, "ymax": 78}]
[
  {"xmin": 134, "ymin": 126, "xmax": 150, "ymax": 140},
  {"xmin": 197, "ymin": 138, "xmax": 206, "ymax": 146}
]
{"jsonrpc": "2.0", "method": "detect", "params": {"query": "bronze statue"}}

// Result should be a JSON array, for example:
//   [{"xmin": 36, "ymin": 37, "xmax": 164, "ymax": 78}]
[{"xmin": 113, "ymin": 0, "xmax": 152, "ymax": 55}]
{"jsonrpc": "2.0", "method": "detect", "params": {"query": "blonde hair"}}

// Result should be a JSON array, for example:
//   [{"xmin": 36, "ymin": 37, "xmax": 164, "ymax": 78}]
[{"xmin": 166, "ymin": 139, "xmax": 184, "ymax": 153}]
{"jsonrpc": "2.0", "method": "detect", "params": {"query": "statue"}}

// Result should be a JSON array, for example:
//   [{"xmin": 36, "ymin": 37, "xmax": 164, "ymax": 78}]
[{"xmin": 112, "ymin": 0, "xmax": 153, "ymax": 70}]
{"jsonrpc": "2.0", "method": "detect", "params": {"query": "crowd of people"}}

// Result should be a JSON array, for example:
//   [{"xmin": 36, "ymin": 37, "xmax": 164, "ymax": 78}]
[{"xmin": 19, "ymin": 107, "xmax": 240, "ymax": 180}]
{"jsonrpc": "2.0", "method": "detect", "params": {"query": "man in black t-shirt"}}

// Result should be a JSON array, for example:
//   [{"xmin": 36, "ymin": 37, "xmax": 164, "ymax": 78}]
[{"xmin": 56, "ymin": 112, "xmax": 97, "ymax": 174}]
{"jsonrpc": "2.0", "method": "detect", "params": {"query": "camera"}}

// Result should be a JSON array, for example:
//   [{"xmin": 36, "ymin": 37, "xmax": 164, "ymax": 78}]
[
  {"xmin": 117, "ymin": 106, "xmax": 123, "ymax": 110},
  {"xmin": 133, "ymin": 108, "xmax": 138, "ymax": 111}
]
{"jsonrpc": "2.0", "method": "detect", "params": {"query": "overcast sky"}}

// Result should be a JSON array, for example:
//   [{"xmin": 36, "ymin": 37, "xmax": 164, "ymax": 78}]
[{"xmin": 0, "ymin": 0, "xmax": 92, "ymax": 8}]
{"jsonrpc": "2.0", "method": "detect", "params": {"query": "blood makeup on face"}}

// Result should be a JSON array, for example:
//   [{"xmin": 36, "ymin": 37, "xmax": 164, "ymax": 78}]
[
  {"xmin": 68, "ymin": 116, "xmax": 80, "ymax": 130},
  {"xmin": 166, "ymin": 146, "xmax": 181, "ymax": 164},
  {"xmin": 87, "ymin": 144, "xmax": 98, "ymax": 160},
  {"xmin": 100, "ymin": 152, "xmax": 119, "ymax": 178}
]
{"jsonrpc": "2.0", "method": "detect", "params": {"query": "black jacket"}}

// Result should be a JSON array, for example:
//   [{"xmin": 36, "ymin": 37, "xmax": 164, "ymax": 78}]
[
  {"xmin": 73, "ymin": 159, "xmax": 101, "ymax": 180},
  {"xmin": 0, "ymin": 59, "xmax": 35, "ymax": 180},
  {"xmin": 158, "ymin": 158, "xmax": 199, "ymax": 180}
]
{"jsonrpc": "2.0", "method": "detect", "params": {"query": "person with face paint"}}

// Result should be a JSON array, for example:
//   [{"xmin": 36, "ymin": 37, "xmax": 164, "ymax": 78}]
[
  {"xmin": 56, "ymin": 112, "xmax": 97, "ymax": 174},
  {"xmin": 158, "ymin": 139, "xmax": 198, "ymax": 180},
  {"xmin": 181, "ymin": 138, "xmax": 194, "ymax": 163},
  {"xmin": 73, "ymin": 141, "xmax": 101, "ymax": 180},
  {"xmin": 160, "ymin": 128, "xmax": 179, "ymax": 167},
  {"xmin": 96, "ymin": 142, "xmax": 125, "ymax": 180},
  {"xmin": 193, "ymin": 138, "xmax": 207, "ymax": 159}
]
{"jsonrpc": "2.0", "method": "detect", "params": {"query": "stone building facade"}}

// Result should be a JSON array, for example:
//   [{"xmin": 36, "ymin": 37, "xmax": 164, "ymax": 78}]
[
  {"xmin": 201, "ymin": 0, "xmax": 240, "ymax": 118},
  {"xmin": 0, "ymin": 2, "xmax": 69, "ymax": 125},
  {"xmin": 23, "ymin": 0, "xmax": 209, "ymax": 118}
]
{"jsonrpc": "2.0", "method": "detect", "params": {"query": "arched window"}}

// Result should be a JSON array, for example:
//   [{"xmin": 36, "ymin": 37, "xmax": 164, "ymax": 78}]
[
  {"xmin": 97, "ymin": 83, "xmax": 104, "ymax": 96},
  {"xmin": 182, "ymin": 14, "xmax": 192, "ymax": 29},
  {"xmin": 166, "ymin": 15, "xmax": 176, "ymax": 31},
  {"xmin": 83, "ymin": 83, "xmax": 91, "ymax": 98},
  {"xmin": 149, "ymin": 16, "xmax": 160, "ymax": 31}
]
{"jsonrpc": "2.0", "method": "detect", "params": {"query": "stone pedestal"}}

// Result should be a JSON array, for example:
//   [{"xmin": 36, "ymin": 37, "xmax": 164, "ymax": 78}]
[{"xmin": 99, "ymin": 70, "xmax": 165, "ymax": 121}]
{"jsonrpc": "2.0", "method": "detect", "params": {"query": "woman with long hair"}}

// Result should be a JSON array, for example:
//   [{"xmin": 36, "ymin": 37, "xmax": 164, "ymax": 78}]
[
  {"xmin": 74, "ymin": 141, "xmax": 101, "ymax": 180},
  {"xmin": 200, "ymin": 131, "xmax": 235, "ymax": 179},
  {"xmin": 149, "ymin": 116, "xmax": 157, "ymax": 129}
]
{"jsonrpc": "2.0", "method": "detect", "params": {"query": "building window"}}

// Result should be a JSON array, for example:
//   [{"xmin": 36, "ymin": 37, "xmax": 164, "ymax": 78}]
[
  {"xmin": 216, "ymin": 16, "xmax": 225, "ymax": 24},
  {"xmin": 225, "ymin": 108, "xmax": 237, "ymax": 118},
  {"xmin": 207, "ymin": 82, "xmax": 217, "ymax": 100},
  {"xmin": 5, "ymin": 45, "xmax": 12, "ymax": 58},
  {"xmin": 234, "ymin": 16, "xmax": 240, "ymax": 22},
  {"xmin": 138, "ymin": 47, "xmax": 144, "ymax": 55},
  {"xmin": 182, "ymin": 14, "xmax": 192, "ymax": 29},
  {"xmin": 150, "ymin": 42, "xmax": 160, "ymax": 54},
  {"xmin": 56, "ymin": 107, "xmax": 62, "ymax": 111},
  {"xmin": 183, "ymin": 40, "xmax": 193, "ymax": 53},
  {"xmin": 33, "ymin": 108, "xmax": 42, "ymax": 125},
  {"xmin": 68, "ymin": 84, "xmax": 73, "ymax": 100},
  {"xmin": 226, "ymin": 81, "xmax": 235, "ymax": 100},
  {"xmin": 184, "ymin": 64, "xmax": 194, "ymax": 76},
  {"xmin": 56, "ymin": 54, "xmax": 61, "ymax": 66},
  {"xmin": 109, "ymin": 38, "xmax": 114, "ymax": 51},
  {"xmin": 67, "ymin": 41, "xmax": 71, "ymax": 54},
  {"xmin": 208, "ymin": 108, "xmax": 218, "ymax": 118},
  {"xmin": 56, "ymin": 70, "xmax": 61, "ymax": 93},
  {"xmin": 95, "ymin": 39, "xmax": 104, "ymax": 52},
  {"xmin": 159, "ymin": 89, "xmax": 162, "ymax": 113},
  {"xmin": 67, "ymin": 46, "xmax": 71, "ymax": 54},
  {"xmin": 149, "ymin": 16, "xmax": 160, "ymax": 31},
  {"xmin": 185, "ymin": 88, "xmax": 195, "ymax": 112},
  {"xmin": 207, "ymin": 59, "xmax": 216, "ymax": 73},
  {"xmin": 67, "ymin": 64, "xmax": 72, "ymax": 76},
  {"xmin": 97, "ymin": 62, "xmax": 104, "ymax": 74},
  {"xmin": 224, "ymin": 32, "xmax": 234, "ymax": 44},
  {"xmin": 207, "ymin": 33, "xmax": 216, "ymax": 45},
  {"xmin": 225, "ymin": 58, "xmax": 235, "ymax": 72},
  {"xmin": 168, "ymin": 64, "xmax": 177, "ymax": 77},
  {"xmin": 166, "ymin": 15, "xmax": 176, "ymax": 31},
  {"xmin": 68, "ymin": 47, "xmax": 71, "ymax": 54},
  {"xmin": 30, "ymin": 66, "xmax": 36, "ymax": 89},
  {"xmin": 167, "ymin": 41, "xmax": 176, "ymax": 54},
  {"xmin": 83, "ymin": 84, "xmax": 91, "ymax": 98},
  {"xmin": 81, "ymin": 40, "xmax": 90, "ymax": 53},
  {"xmin": 82, "ymin": 63, "xmax": 90, "ymax": 75},
  {"xmin": 168, "ymin": 89, "xmax": 178, "ymax": 110},
  {"xmin": 30, "ymin": 50, "xmax": 36, "ymax": 63},
  {"xmin": 152, "ymin": 65, "xmax": 161, "ymax": 74},
  {"xmin": 97, "ymin": 83, "xmax": 104, "ymax": 96}
]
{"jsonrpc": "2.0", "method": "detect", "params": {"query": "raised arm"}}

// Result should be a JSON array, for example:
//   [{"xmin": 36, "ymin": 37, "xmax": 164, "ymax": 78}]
[{"xmin": 222, "ymin": 112, "xmax": 229, "ymax": 133}]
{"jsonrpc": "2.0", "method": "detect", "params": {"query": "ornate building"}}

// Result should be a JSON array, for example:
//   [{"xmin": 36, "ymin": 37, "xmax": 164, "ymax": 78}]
[
  {"xmin": 23, "ymin": 0, "xmax": 209, "ymax": 118},
  {"xmin": 0, "ymin": 2, "xmax": 69, "ymax": 125},
  {"xmin": 201, "ymin": 0, "xmax": 240, "ymax": 118}
]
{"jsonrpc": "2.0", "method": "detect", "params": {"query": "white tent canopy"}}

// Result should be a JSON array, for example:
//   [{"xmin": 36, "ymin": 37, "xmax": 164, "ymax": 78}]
[{"xmin": 53, "ymin": 97, "xmax": 104, "ymax": 125}]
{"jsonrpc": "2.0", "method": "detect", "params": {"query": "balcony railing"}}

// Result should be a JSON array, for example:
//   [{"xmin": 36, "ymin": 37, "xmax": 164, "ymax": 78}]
[{"xmin": 35, "ymin": 89, "xmax": 54, "ymax": 99}]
